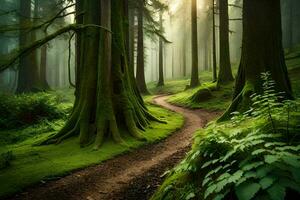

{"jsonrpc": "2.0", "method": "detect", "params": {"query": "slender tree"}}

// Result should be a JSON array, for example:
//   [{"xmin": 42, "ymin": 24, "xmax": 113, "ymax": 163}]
[
  {"xmin": 157, "ymin": 11, "xmax": 164, "ymax": 87},
  {"xmin": 136, "ymin": 0, "xmax": 149, "ymax": 94},
  {"xmin": 212, "ymin": 0, "xmax": 217, "ymax": 82},
  {"xmin": 220, "ymin": 0, "xmax": 293, "ymax": 120},
  {"xmin": 217, "ymin": 0, "xmax": 234, "ymax": 85},
  {"xmin": 190, "ymin": 0, "xmax": 200, "ymax": 88}
]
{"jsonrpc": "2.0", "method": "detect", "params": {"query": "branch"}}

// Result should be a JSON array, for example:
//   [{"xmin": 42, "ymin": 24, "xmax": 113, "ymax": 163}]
[
  {"xmin": 0, "ymin": 4, "xmax": 76, "ymax": 34},
  {"xmin": 0, "ymin": 24, "xmax": 112, "ymax": 72},
  {"xmin": 228, "ymin": 4, "xmax": 242, "ymax": 9},
  {"xmin": 229, "ymin": 18, "xmax": 242, "ymax": 21}
]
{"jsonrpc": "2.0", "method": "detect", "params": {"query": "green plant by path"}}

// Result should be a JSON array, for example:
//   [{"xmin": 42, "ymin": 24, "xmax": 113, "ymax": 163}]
[{"xmin": 152, "ymin": 74, "xmax": 300, "ymax": 200}]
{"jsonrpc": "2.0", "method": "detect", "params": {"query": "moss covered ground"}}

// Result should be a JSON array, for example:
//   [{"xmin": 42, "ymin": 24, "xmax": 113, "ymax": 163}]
[{"xmin": 0, "ymin": 93, "xmax": 183, "ymax": 198}]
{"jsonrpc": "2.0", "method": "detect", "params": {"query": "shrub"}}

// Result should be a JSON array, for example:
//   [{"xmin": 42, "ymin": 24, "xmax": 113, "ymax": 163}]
[{"xmin": 0, "ymin": 93, "xmax": 67, "ymax": 129}]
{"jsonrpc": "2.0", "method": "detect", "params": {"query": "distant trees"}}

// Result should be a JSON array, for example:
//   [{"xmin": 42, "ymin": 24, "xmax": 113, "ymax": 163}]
[{"xmin": 220, "ymin": 0, "xmax": 293, "ymax": 120}]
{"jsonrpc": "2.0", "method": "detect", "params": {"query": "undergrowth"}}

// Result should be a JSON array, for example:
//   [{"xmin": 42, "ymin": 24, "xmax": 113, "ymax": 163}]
[
  {"xmin": 152, "ymin": 72, "xmax": 300, "ymax": 200},
  {"xmin": 0, "ymin": 92, "xmax": 71, "ymax": 129}
]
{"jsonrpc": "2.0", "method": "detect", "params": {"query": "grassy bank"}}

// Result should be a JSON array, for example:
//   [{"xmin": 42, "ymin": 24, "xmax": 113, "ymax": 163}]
[{"xmin": 0, "ymin": 94, "xmax": 184, "ymax": 198}]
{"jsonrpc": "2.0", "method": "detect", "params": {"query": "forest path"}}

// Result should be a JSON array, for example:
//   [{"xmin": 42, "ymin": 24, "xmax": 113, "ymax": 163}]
[{"xmin": 9, "ymin": 95, "xmax": 220, "ymax": 200}]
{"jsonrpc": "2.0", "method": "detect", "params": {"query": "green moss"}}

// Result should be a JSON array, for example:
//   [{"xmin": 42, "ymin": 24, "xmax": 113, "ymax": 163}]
[
  {"xmin": 168, "ymin": 82, "xmax": 233, "ymax": 111},
  {"xmin": 147, "ymin": 70, "xmax": 217, "ymax": 95},
  {"xmin": 0, "ymin": 95, "xmax": 184, "ymax": 198}
]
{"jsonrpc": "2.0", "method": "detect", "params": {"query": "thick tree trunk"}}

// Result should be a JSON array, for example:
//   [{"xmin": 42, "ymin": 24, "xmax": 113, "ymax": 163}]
[
  {"xmin": 212, "ymin": 0, "xmax": 217, "ymax": 82},
  {"xmin": 190, "ymin": 0, "xmax": 200, "ymax": 88},
  {"xmin": 220, "ymin": 0, "xmax": 293, "ymax": 121},
  {"xmin": 16, "ymin": 0, "xmax": 41, "ymax": 93},
  {"xmin": 42, "ymin": 0, "xmax": 160, "ymax": 148},
  {"xmin": 135, "ymin": 2, "xmax": 149, "ymax": 94},
  {"xmin": 75, "ymin": 0, "xmax": 84, "ymax": 97},
  {"xmin": 217, "ymin": 0, "xmax": 234, "ymax": 85},
  {"xmin": 128, "ymin": 7, "xmax": 135, "ymax": 69},
  {"xmin": 157, "ymin": 12, "xmax": 164, "ymax": 87}
]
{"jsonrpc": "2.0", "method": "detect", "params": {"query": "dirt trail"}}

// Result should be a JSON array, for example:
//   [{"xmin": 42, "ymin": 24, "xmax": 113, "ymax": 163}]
[{"xmin": 9, "ymin": 95, "xmax": 220, "ymax": 200}]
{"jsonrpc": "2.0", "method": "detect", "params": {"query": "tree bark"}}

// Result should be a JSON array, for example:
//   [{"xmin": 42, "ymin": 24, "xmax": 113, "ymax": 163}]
[
  {"xmin": 135, "ymin": 2, "xmax": 149, "ymax": 94},
  {"xmin": 212, "ymin": 0, "xmax": 217, "ymax": 82},
  {"xmin": 220, "ymin": 0, "xmax": 293, "ymax": 121},
  {"xmin": 16, "ymin": 0, "xmax": 42, "ymax": 93},
  {"xmin": 157, "ymin": 11, "xmax": 164, "ymax": 87},
  {"xmin": 42, "ymin": 0, "xmax": 160, "ymax": 148},
  {"xmin": 40, "ymin": 44, "xmax": 50, "ymax": 89},
  {"xmin": 217, "ymin": 0, "xmax": 234, "ymax": 85},
  {"xmin": 190, "ymin": 0, "xmax": 200, "ymax": 88}
]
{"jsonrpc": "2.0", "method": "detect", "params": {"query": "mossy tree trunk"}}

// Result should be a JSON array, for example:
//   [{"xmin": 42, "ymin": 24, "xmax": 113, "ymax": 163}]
[
  {"xmin": 136, "ymin": 1, "xmax": 149, "ymax": 94},
  {"xmin": 157, "ymin": 11, "xmax": 164, "ymax": 87},
  {"xmin": 190, "ymin": 0, "xmax": 200, "ymax": 88},
  {"xmin": 220, "ymin": 0, "xmax": 293, "ymax": 121},
  {"xmin": 16, "ymin": 0, "xmax": 42, "ymax": 93},
  {"xmin": 42, "ymin": 0, "xmax": 159, "ymax": 149},
  {"xmin": 217, "ymin": 0, "xmax": 234, "ymax": 85}
]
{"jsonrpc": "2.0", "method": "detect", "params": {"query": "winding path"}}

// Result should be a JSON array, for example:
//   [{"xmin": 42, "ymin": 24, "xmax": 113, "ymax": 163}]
[{"xmin": 9, "ymin": 95, "xmax": 220, "ymax": 200}]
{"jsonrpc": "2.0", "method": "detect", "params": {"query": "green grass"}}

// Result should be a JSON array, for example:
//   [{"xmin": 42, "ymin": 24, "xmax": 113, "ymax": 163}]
[
  {"xmin": 168, "ymin": 82, "xmax": 233, "ymax": 111},
  {"xmin": 147, "ymin": 70, "xmax": 216, "ymax": 95},
  {"xmin": 0, "ymin": 96, "xmax": 184, "ymax": 198}
]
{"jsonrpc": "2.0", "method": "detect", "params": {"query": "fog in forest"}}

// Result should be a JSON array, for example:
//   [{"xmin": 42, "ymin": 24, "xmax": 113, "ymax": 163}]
[{"xmin": 1, "ymin": 0, "xmax": 300, "ymax": 92}]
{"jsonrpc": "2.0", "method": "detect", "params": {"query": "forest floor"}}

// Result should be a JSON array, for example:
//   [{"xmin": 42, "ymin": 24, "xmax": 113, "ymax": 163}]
[{"xmin": 7, "ymin": 95, "xmax": 220, "ymax": 200}]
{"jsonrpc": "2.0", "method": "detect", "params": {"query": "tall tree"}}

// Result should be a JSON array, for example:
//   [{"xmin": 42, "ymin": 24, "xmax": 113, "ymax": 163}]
[
  {"xmin": 41, "ymin": 0, "xmax": 160, "ymax": 149},
  {"xmin": 217, "ymin": 0, "xmax": 234, "ymax": 85},
  {"xmin": 212, "ymin": 0, "xmax": 217, "ymax": 82},
  {"xmin": 190, "ymin": 0, "xmax": 200, "ymax": 88},
  {"xmin": 220, "ymin": 0, "xmax": 293, "ymax": 120},
  {"xmin": 157, "ymin": 11, "xmax": 164, "ymax": 87},
  {"xmin": 16, "ymin": 0, "xmax": 41, "ymax": 93},
  {"xmin": 136, "ymin": 0, "xmax": 149, "ymax": 94}
]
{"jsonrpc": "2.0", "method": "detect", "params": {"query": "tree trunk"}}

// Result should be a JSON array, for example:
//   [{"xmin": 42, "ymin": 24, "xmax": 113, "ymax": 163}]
[
  {"xmin": 42, "ymin": 0, "xmax": 160, "ymax": 148},
  {"xmin": 212, "ymin": 0, "xmax": 217, "ymax": 82},
  {"xmin": 40, "ymin": 44, "xmax": 50, "ymax": 90},
  {"xmin": 157, "ymin": 11, "xmax": 164, "ymax": 87},
  {"xmin": 217, "ymin": 0, "xmax": 234, "ymax": 85},
  {"xmin": 190, "ymin": 0, "xmax": 200, "ymax": 88},
  {"xmin": 182, "ymin": 34, "xmax": 187, "ymax": 77},
  {"xmin": 16, "ymin": 0, "xmax": 41, "ymax": 93},
  {"xmin": 128, "ymin": 7, "xmax": 135, "ymax": 69},
  {"xmin": 135, "ymin": 2, "xmax": 149, "ymax": 94},
  {"xmin": 220, "ymin": 0, "xmax": 293, "ymax": 121}
]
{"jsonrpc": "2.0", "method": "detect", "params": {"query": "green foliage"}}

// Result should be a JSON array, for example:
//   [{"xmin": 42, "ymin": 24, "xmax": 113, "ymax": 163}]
[
  {"xmin": 0, "ymin": 92, "xmax": 69, "ymax": 129},
  {"xmin": 153, "ymin": 73, "xmax": 300, "ymax": 200},
  {"xmin": 0, "ymin": 151, "xmax": 15, "ymax": 170}
]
